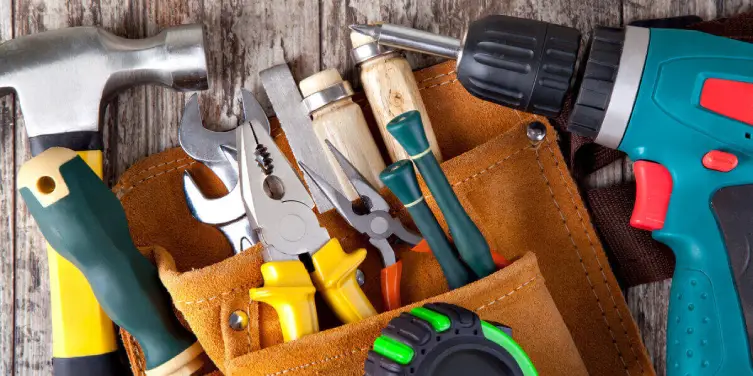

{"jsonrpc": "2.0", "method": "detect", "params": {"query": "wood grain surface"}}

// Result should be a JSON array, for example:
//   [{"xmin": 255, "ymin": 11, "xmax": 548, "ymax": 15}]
[
  {"xmin": 0, "ymin": 0, "xmax": 751, "ymax": 375},
  {"xmin": 358, "ymin": 52, "xmax": 443, "ymax": 163}
]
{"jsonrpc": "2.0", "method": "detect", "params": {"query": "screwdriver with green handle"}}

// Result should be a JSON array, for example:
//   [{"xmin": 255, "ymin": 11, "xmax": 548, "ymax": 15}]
[
  {"xmin": 379, "ymin": 160, "xmax": 472, "ymax": 289},
  {"xmin": 387, "ymin": 110, "xmax": 496, "ymax": 279},
  {"xmin": 18, "ymin": 147, "xmax": 205, "ymax": 376}
]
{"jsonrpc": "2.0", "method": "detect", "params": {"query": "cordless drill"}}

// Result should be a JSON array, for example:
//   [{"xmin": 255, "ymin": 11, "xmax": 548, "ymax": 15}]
[{"xmin": 569, "ymin": 26, "xmax": 753, "ymax": 375}]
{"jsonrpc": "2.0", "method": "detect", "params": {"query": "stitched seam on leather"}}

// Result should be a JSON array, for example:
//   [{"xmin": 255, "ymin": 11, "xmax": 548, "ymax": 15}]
[
  {"xmin": 127, "ymin": 332, "xmax": 146, "ymax": 375},
  {"xmin": 265, "ymin": 347, "xmax": 371, "ymax": 376},
  {"xmin": 130, "ymin": 156, "xmax": 193, "ymax": 177},
  {"xmin": 174, "ymin": 281, "xmax": 258, "ymax": 306},
  {"xmin": 246, "ymin": 301, "xmax": 253, "ymax": 353},
  {"xmin": 263, "ymin": 277, "xmax": 537, "ymax": 375},
  {"xmin": 422, "ymin": 78, "xmax": 459, "ymax": 91},
  {"xmin": 541, "ymin": 139, "xmax": 645, "ymax": 375},
  {"xmin": 118, "ymin": 161, "xmax": 197, "ymax": 196},
  {"xmin": 450, "ymin": 145, "xmax": 528, "ymax": 189},
  {"xmin": 417, "ymin": 70, "xmax": 457, "ymax": 84},
  {"xmin": 534, "ymin": 147, "xmax": 631, "ymax": 375},
  {"xmin": 476, "ymin": 275, "xmax": 538, "ymax": 311}
]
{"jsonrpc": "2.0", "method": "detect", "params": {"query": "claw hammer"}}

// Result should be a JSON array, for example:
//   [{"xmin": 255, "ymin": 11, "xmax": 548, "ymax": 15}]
[{"xmin": 1, "ymin": 25, "xmax": 208, "ymax": 374}]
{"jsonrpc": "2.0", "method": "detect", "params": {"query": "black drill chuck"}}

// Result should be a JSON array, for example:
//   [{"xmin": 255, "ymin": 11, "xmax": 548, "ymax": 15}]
[
  {"xmin": 568, "ymin": 27, "xmax": 625, "ymax": 138},
  {"xmin": 457, "ymin": 16, "xmax": 581, "ymax": 117},
  {"xmin": 351, "ymin": 16, "xmax": 581, "ymax": 117}
]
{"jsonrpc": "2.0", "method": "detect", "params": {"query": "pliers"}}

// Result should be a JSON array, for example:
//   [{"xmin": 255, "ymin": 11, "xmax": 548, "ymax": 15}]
[
  {"xmin": 300, "ymin": 141, "xmax": 422, "ymax": 311},
  {"xmin": 238, "ymin": 98, "xmax": 377, "ymax": 342}
]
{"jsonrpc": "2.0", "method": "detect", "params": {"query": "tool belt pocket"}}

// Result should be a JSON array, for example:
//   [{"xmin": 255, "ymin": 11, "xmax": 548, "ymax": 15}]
[
  {"xmin": 116, "ymin": 62, "xmax": 648, "ymax": 375},
  {"xmin": 115, "ymin": 112, "xmax": 587, "ymax": 376},
  {"xmin": 222, "ymin": 253, "xmax": 586, "ymax": 376}
]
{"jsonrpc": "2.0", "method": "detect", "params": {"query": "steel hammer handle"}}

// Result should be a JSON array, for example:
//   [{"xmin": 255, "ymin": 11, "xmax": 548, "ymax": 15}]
[{"xmin": 18, "ymin": 148, "xmax": 204, "ymax": 376}]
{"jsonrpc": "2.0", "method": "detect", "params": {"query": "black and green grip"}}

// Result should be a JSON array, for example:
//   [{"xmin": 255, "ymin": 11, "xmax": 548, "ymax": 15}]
[
  {"xmin": 387, "ymin": 111, "xmax": 496, "ymax": 279},
  {"xmin": 380, "ymin": 160, "xmax": 472, "ymax": 289},
  {"xmin": 18, "ymin": 148, "xmax": 203, "ymax": 374},
  {"xmin": 365, "ymin": 302, "xmax": 538, "ymax": 376}
]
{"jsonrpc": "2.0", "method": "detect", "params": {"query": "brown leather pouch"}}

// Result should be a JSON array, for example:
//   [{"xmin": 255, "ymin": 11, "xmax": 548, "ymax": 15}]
[{"xmin": 115, "ymin": 61, "xmax": 653, "ymax": 375}]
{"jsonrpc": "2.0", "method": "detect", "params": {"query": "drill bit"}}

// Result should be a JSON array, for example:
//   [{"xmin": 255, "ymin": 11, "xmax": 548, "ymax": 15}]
[{"xmin": 349, "ymin": 24, "xmax": 461, "ymax": 59}]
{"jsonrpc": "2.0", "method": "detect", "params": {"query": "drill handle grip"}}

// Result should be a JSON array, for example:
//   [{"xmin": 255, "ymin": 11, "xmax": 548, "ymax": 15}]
[{"xmin": 658, "ymin": 184, "xmax": 753, "ymax": 376}]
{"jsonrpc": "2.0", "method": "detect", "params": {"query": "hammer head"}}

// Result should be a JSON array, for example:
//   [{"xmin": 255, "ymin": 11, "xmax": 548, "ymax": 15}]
[{"xmin": 0, "ymin": 24, "xmax": 209, "ymax": 147}]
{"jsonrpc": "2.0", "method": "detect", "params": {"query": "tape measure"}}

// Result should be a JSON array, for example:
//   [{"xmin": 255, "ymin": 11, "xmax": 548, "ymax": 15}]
[{"xmin": 365, "ymin": 303, "xmax": 537, "ymax": 376}]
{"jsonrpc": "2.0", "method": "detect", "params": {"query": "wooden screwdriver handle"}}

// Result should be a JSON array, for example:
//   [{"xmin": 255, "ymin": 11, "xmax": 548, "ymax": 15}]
[
  {"xmin": 353, "ymin": 32, "xmax": 443, "ymax": 163},
  {"xmin": 300, "ymin": 69, "xmax": 386, "ymax": 201}
]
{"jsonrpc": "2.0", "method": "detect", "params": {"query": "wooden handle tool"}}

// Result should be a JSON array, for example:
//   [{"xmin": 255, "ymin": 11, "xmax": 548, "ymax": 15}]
[
  {"xmin": 351, "ymin": 31, "xmax": 442, "ymax": 163},
  {"xmin": 300, "ymin": 69, "xmax": 386, "ymax": 201}
]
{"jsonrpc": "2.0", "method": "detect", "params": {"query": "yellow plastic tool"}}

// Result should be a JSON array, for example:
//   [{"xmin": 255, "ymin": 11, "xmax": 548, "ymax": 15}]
[
  {"xmin": 50, "ymin": 151, "xmax": 119, "ymax": 362},
  {"xmin": 250, "ymin": 239, "xmax": 373, "ymax": 342},
  {"xmin": 238, "ymin": 92, "xmax": 376, "ymax": 343}
]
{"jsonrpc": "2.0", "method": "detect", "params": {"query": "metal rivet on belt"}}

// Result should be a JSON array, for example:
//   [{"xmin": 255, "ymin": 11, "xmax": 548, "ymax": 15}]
[
  {"xmin": 356, "ymin": 269, "xmax": 366, "ymax": 286},
  {"xmin": 526, "ymin": 121, "xmax": 547, "ymax": 143},
  {"xmin": 229, "ymin": 310, "xmax": 249, "ymax": 331}
]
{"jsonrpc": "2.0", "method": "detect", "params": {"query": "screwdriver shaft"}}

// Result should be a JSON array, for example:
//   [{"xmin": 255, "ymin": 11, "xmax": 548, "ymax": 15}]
[{"xmin": 350, "ymin": 24, "xmax": 461, "ymax": 60}]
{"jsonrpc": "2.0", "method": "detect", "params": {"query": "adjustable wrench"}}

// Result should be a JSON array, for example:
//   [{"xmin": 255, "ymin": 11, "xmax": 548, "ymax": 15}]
[{"xmin": 179, "ymin": 90, "xmax": 268, "ymax": 253}]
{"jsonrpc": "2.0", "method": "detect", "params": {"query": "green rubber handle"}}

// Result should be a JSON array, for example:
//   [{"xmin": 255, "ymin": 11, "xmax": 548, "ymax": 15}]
[
  {"xmin": 387, "ymin": 111, "xmax": 496, "ymax": 279},
  {"xmin": 18, "ymin": 151, "xmax": 198, "ymax": 372},
  {"xmin": 380, "ymin": 160, "xmax": 473, "ymax": 289}
]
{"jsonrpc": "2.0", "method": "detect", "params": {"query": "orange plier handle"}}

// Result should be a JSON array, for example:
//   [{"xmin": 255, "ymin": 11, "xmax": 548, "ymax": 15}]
[{"xmin": 381, "ymin": 261, "xmax": 403, "ymax": 311}]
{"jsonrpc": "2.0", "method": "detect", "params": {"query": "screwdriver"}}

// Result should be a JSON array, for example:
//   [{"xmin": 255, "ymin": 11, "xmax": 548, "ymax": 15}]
[
  {"xmin": 18, "ymin": 148, "xmax": 205, "ymax": 376},
  {"xmin": 350, "ymin": 16, "xmax": 581, "ymax": 117},
  {"xmin": 380, "ymin": 160, "xmax": 472, "ymax": 289},
  {"xmin": 387, "ymin": 111, "xmax": 496, "ymax": 279}
]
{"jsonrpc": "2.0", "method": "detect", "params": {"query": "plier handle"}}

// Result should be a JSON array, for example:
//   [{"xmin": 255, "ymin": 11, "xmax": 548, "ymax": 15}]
[
  {"xmin": 300, "ymin": 141, "xmax": 422, "ymax": 311},
  {"xmin": 238, "ymin": 94, "xmax": 376, "ymax": 342}
]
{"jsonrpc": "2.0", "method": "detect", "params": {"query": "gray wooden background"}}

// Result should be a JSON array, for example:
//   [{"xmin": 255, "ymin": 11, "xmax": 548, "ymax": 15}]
[{"xmin": 0, "ymin": 0, "xmax": 750, "ymax": 375}]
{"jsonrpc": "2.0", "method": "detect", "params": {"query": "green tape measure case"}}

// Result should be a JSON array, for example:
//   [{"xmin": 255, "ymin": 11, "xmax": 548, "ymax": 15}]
[{"xmin": 365, "ymin": 303, "xmax": 537, "ymax": 376}]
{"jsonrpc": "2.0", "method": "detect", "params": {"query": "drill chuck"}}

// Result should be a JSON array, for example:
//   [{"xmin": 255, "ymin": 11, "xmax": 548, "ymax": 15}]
[
  {"xmin": 568, "ymin": 26, "xmax": 650, "ymax": 148},
  {"xmin": 457, "ymin": 15, "xmax": 581, "ymax": 117},
  {"xmin": 351, "ymin": 16, "xmax": 581, "ymax": 117}
]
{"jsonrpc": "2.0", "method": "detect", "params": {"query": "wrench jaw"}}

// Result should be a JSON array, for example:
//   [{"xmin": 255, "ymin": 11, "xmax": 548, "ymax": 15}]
[{"xmin": 178, "ymin": 93, "xmax": 237, "ymax": 166}]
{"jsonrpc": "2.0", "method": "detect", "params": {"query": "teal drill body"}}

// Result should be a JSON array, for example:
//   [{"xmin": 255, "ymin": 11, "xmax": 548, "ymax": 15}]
[{"xmin": 619, "ymin": 28, "xmax": 753, "ymax": 375}]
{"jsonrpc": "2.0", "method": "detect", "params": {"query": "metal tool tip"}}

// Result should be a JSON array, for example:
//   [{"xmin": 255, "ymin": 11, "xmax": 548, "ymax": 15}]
[
  {"xmin": 298, "ymin": 161, "xmax": 313, "ymax": 177},
  {"xmin": 349, "ymin": 24, "xmax": 379, "ymax": 38}
]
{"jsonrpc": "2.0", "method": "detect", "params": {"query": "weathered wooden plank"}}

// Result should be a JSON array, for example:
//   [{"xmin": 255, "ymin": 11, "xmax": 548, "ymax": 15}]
[
  {"xmin": 12, "ymin": 1, "xmax": 67, "ymax": 372},
  {"xmin": 582, "ymin": 157, "xmax": 634, "ymax": 190},
  {"xmin": 320, "ymin": 0, "xmax": 623, "ymax": 84},
  {"xmin": 627, "ymin": 280, "xmax": 672, "ymax": 376},
  {"xmin": 623, "ymin": 0, "xmax": 720, "ymax": 23},
  {"xmin": 0, "ymin": 1, "xmax": 16, "ymax": 373},
  {"xmin": 721, "ymin": 0, "xmax": 753, "ymax": 17}
]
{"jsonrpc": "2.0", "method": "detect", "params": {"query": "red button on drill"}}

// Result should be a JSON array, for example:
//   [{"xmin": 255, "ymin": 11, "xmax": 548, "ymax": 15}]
[
  {"xmin": 700, "ymin": 78, "xmax": 753, "ymax": 125},
  {"xmin": 702, "ymin": 150, "xmax": 738, "ymax": 172},
  {"xmin": 631, "ymin": 161, "xmax": 673, "ymax": 231}
]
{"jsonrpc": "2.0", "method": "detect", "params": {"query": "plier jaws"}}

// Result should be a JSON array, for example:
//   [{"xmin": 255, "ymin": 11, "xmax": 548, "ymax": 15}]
[
  {"xmin": 238, "ymin": 117, "xmax": 329, "ymax": 261},
  {"xmin": 300, "ymin": 141, "xmax": 423, "ymax": 311},
  {"xmin": 237, "ymin": 92, "xmax": 376, "ymax": 342}
]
